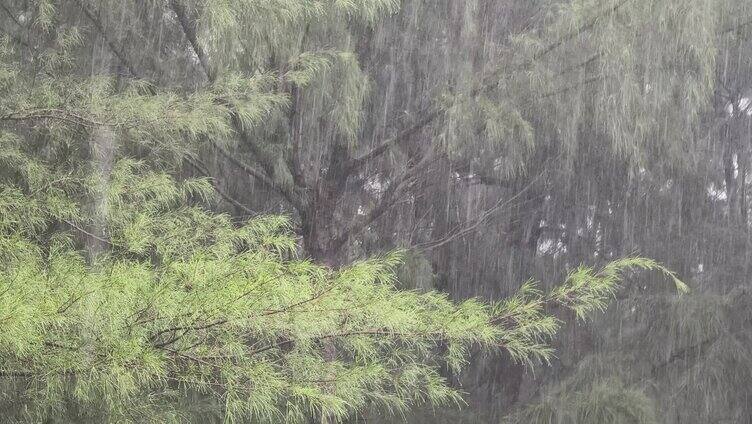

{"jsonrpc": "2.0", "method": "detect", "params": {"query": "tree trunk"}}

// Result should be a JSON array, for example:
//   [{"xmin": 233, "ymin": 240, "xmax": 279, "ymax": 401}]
[{"xmin": 301, "ymin": 144, "xmax": 352, "ymax": 267}]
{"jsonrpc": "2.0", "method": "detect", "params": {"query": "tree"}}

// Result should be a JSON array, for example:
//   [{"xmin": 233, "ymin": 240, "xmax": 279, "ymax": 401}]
[
  {"xmin": 0, "ymin": 1, "xmax": 687, "ymax": 423},
  {"xmin": 0, "ymin": 0, "xmax": 723, "ymax": 422},
  {"xmin": 0, "ymin": 0, "xmax": 718, "ymax": 265},
  {"xmin": 0, "ymin": 112, "xmax": 684, "ymax": 422}
]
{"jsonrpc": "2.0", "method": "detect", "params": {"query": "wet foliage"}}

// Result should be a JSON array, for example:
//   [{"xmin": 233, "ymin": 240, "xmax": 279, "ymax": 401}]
[{"xmin": 0, "ymin": 0, "xmax": 750, "ymax": 423}]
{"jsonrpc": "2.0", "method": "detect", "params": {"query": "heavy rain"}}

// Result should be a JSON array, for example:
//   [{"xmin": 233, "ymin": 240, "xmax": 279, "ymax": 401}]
[{"xmin": 0, "ymin": 0, "xmax": 749, "ymax": 423}]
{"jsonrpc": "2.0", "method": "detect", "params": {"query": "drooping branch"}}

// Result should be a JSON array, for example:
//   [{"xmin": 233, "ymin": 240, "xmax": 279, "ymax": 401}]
[{"xmin": 184, "ymin": 156, "xmax": 258, "ymax": 216}]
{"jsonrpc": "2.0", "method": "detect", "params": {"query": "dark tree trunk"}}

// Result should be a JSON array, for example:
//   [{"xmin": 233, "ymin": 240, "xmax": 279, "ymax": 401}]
[{"xmin": 301, "ymin": 144, "xmax": 352, "ymax": 267}]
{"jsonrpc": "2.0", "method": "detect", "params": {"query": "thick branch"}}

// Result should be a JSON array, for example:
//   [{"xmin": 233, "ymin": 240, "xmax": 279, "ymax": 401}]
[{"xmin": 168, "ymin": 0, "xmax": 214, "ymax": 82}]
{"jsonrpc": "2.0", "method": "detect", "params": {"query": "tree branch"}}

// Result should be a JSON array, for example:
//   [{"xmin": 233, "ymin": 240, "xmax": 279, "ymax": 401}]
[
  {"xmin": 718, "ymin": 16, "xmax": 752, "ymax": 35},
  {"xmin": 184, "ymin": 156, "xmax": 258, "ymax": 216},
  {"xmin": 209, "ymin": 140, "xmax": 301, "ymax": 209},
  {"xmin": 168, "ymin": 0, "xmax": 214, "ymax": 82},
  {"xmin": 288, "ymin": 85, "xmax": 308, "ymax": 188},
  {"xmin": 415, "ymin": 168, "xmax": 546, "ymax": 251},
  {"xmin": 533, "ymin": 0, "xmax": 632, "ymax": 61},
  {"xmin": 351, "ymin": 2, "xmax": 628, "ymax": 168},
  {"xmin": 350, "ymin": 109, "xmax": 441, "ymax": 168},
  {"xmin": 556, "ymin": 53, "xmax": 602, "ymax": 76},
  {"xmin": 334, "ymin": 152, "xmax": 436, "ymax": 249},
  {"xmin": 0, "ymin": 24, "xmax": 28, "ymax": 48},
  {"xmin": 0, "ymin": 108, "xmax": 105, "ymax": 127},
  {"xmin": 74, "ymin": 0, "xmax": 139, "ymax": 78},
  {"xmin": 169, "ymin": 0, "xmax": 301, "ymax": 210},
  {"xmin": 540, "ymin": 75, "xmax": 603, "ymax": 99},
  {"xmin": 0, "ymin": 3, "xmax": 23, "ymax": 29},
  {"xmin": 63, "ymin": 219, "xmax": 113, "ymax": 246}
]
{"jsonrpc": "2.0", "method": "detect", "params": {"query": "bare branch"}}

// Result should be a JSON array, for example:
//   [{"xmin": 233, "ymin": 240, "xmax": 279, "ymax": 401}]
[
  {"xmin": 0, "ymin": 108, "xmax": 105, "ymax": 127},
  {"xmin": 416, "ymin": 167, "xmax": 548, "ymax": 252},
  {"xmin": 63, "ymin": 219, "xmax": 112, "ymax": 246},
  {"xmin": 334, "ymin": 152, "xmax": 436, "ymax": 249},
  {"xmin": 350, "ymin": 109, "xmax": 441, "ymax": 168}
]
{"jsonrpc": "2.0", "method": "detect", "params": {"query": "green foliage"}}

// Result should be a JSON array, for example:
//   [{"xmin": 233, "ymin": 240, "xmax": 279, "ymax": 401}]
[
  {"xmin": 502, "ymin": 273, "xmax": 751, "ymax": 424},
  {"xmin": 0, "ymin": 165, "xmax": 683, "ymax": 422},
  {"xmin": 0, "ymin": 1, "xmax": 704, "ymax": 422},
  {"xmin": 504, "ymin": 378, "xmax": 659, "ymax": 424}
]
